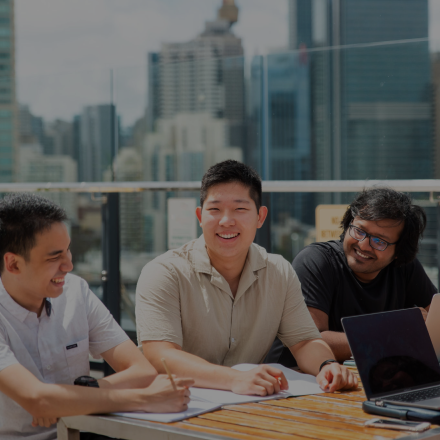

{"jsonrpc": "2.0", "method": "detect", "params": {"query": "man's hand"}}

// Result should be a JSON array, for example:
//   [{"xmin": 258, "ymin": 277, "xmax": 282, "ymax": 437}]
[
  {"xmin": 230, "ymin": 365, "xmax": 289, "ymax": 396},
  {"xmin": 141, "ymin": 375, "xmax": 194, "ymax": 413},
  {"xmin": 31, "ymin": 416, "xmax": 57, "ymax": 428},
  {"xmin": 316, "ymin": 363, "xmax": 358, "ymax": 392}
]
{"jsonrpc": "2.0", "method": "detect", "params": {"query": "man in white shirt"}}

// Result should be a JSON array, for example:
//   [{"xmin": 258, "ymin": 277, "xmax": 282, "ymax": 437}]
[{"xmin": 0, "ymin": 194, "xmax": 193, "ymax": 440}]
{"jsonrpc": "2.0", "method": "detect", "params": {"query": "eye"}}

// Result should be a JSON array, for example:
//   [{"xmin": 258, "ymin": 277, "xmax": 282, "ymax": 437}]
[{"xmin": 372, "ymin": 237, "xmax": 386, "ymax": 246}]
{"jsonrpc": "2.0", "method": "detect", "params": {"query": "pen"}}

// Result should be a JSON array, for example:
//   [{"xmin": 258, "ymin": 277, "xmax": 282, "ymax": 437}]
[{"xmin": 161, "ymin": 358, "xmax": 177, "ymax": 391}]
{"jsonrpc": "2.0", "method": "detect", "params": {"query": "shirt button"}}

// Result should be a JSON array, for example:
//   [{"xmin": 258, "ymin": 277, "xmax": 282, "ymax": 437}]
[
  {"xmin": 46, "ymin": 365, "xmax": 52, "ymax": 371},
  {"xmin": 231, "ymin": 338, "xmax": 235, "ymax": 342}
]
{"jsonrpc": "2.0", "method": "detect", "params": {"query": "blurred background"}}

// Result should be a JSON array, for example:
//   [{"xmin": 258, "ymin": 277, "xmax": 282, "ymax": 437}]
[{"xmin": 3, "ymin": 0, "xmax": 440, "ymax": 334}]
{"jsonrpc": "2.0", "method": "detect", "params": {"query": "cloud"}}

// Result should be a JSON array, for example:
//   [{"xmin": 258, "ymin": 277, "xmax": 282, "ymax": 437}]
[{"xmin": 15, "ymin": 0, "xmax": 287, "ymax": 125}]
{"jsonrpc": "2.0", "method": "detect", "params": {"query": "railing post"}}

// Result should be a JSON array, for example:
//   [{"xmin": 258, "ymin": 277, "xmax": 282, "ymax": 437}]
[
  {"xmin": 254, "ymin": 193, "xmax": 272, "ymax": 252},
  {"xmin": 101, "ymin": 192, "xmax": 120, "ymax": 376}
]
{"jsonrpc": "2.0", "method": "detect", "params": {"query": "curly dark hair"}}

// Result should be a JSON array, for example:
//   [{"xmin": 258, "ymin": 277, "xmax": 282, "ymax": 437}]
[
  {"xmin": 0, "ymin": 193, "xmax": 67, "ymax": 272},
  {"xmin": 340, "ymin": 188, "xmax": 426, "ymax": 266},
  {"xmin": 200, "ymin": 160, "xmax": 262, "ymax": 210}
]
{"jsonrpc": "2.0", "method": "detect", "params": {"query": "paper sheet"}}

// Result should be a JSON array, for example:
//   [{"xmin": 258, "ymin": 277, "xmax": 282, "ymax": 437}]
[
  {"xmin": 190, "ymin": 363, "xmax": 323, "ymax": 406},
  {"xmin": 112, "ymin": 400, "xmax": 221, "ymax": 423}
]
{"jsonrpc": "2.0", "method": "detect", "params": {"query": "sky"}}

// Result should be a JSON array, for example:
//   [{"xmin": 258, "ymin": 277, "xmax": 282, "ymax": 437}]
[
  {"xmin": 15, "ymin": 0, "xmax": 440, "ymax": 127},
  {"xmin": 15, "ymin": 0, "xmax": 288, "ymax": 126}
]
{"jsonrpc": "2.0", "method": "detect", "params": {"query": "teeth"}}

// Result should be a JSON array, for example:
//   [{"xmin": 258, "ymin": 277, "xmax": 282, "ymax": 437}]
[
  {"xmin": 51, "ymin": 278, "xmax": 64, "ymax": 284},
  {"xmin": 355, "ymin": 249, "xmax": 371, "ymax": 259},
  {"xmin": 218, "ymin": 233, "xmax": 239, "ymax": 239}
]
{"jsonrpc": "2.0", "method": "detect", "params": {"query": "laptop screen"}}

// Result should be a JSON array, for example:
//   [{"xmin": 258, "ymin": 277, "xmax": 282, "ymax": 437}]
[{"xmin": 342, "ymin": 308, "xmax": 440, "ymax": 400}]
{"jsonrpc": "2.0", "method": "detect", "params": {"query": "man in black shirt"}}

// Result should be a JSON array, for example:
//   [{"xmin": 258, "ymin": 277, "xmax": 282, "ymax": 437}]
[{"xmin": 267, "ymin": 188, "xmax": 437, "ymax": 363}]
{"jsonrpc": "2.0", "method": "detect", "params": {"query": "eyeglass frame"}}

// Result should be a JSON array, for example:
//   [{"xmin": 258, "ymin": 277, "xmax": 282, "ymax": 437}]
[{"xmin": 348, "ymin": 224, "xmax": 399, "ymax": 252}]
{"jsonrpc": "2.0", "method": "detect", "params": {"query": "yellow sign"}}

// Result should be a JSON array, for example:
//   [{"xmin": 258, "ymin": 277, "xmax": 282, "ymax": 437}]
[{"xmin": 315, "ymin": 205, "xmax": 348, "ymax": 242}]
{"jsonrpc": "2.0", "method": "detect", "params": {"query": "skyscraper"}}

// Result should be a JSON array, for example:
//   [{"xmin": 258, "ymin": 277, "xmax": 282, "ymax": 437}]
[
  {"xmin": 0, "ymin": 0, "xmax": 16, "ymax": 182},
  {"xmin": 288, "ymin": 0, "xmax": 432, "ymax": 185},
  {"xmin": 79, "ymin": 104, "xmax": 116, "ymax": 182},
  {"xmin": 147, "ymin": 0, "xmax": 245, "ymax": 150}
]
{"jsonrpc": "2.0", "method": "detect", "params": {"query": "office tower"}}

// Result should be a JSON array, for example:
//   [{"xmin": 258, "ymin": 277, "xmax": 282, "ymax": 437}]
[
  {"xmin": 113, "ymin": 147, "xmax": 144, "ymax": 252},
  {"xmin": 288, "ymin": 0, "xmax": 432, "ymax": 185},
  {"xmin": 44, "ymin": 119, "xmax": 74, "ymax": 158},
  {"xmin": 147, "ymin": 0, "xmax": 245, "ymax": 150},
  {"xmin": 18, "ymin": 144, "xmax": 78, "ymax": 220},
  {"xmin": 0, "ymin": 0, "xmax": 17, "ymax": 182},
  {"xmin": 79, "ymin": 104, "xmax": 116, "ymax": 182},
  {"xmin": 249, "ymin": 49, "xmax": 313, "ymax": 225}
]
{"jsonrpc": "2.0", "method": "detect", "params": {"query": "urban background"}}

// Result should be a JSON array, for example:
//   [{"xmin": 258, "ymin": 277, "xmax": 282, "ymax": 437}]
[{"xmin": 4, "ymin": 0, "xmax": 440, "ymax": 331}]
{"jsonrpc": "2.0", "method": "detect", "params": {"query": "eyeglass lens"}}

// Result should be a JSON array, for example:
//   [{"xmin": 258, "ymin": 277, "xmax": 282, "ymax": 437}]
[{"xmin": 350, "ymin": 226, "xmax": 387, "ymax": 251}]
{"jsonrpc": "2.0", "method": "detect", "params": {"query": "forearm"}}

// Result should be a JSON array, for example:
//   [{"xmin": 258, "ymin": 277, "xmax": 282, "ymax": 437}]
[
  {"xmin": 22, "ymin": 383, "xmax": 144, "ymax": 418},
  {"xmin": 320, "ymin": 331, "xmax": 352, "ymax": 362},
  {"xmin": 146, "ymin": 343, "xmax": 238, "ymax": 390},
  {"xmin": 98, "ymin": 362, "xmax": 157, "ymax": 389},
  {"xmin": 291, "ymin": 338, "xmax": 337, "ymax": 376}
]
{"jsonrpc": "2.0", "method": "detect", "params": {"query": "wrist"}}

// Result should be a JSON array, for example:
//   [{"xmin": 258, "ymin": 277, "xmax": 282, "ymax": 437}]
[{"xmin": 319, "ymin": 359, "xmax": 338, "ymax": 372}]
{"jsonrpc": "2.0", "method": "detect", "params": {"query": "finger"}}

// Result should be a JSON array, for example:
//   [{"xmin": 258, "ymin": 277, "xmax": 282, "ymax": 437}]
[
  {"xmin": 44, "ymin": 418, "xmax": 52, "ymax": 428},
  {"xmin": 327, "ymin": 365, "xmax": 343, "ymax": 393},
  {"xmin": 261, "ymin": 366, "xmax": 288, "ymax": 390},
  {"xmin": 261, "ymin": 372, "xmax": 280, "ymax": 393}
]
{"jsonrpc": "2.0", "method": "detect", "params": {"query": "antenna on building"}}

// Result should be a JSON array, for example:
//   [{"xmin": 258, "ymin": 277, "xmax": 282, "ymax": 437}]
[{"xmin": 217, "ymin": 0, "xmax": 238, "ymax": 26}]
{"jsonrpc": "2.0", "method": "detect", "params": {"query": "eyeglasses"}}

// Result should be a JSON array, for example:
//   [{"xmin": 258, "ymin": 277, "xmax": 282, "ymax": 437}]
[{"xmin": 348, "ymin": 224, "xmax": 398, "ymax": 252}]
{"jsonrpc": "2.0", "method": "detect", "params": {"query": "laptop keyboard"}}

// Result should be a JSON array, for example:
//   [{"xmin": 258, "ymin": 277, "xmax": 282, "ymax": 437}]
[{"xmin": 389, "ymin": 386, "xmax": 440, "ymax": 403}]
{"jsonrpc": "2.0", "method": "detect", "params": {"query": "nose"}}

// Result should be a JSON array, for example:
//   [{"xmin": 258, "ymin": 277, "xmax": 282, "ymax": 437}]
[
  {"xmin": 358, "ymin": 235, "xmax": 374, "ymax": 252},
  {"xmin": 61, "ymin": 251, "xmax": 74, "ymax": 273},
  {"xmin": 219, "ymin": 210, "xmax": 235, "ymax": 227}
]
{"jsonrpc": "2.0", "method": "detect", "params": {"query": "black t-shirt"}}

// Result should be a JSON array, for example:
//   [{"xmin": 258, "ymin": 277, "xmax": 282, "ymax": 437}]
[{"xmin": 293, "ymin": 240, "xmax": 437, "ymax": 332}]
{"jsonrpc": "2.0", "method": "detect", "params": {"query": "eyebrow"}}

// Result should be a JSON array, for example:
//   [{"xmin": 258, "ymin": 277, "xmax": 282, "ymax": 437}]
[
  {"xmin": 46, "ymin": 242, "xmax": 71, "ymax": 256},
  {"xmin": 207, "ymin": 199, "xmax": 251, "ymax": 204}
]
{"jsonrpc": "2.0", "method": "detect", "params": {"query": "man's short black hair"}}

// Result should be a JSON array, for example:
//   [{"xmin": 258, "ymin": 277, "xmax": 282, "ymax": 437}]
[
  {"xmin": 340, "ymin": 187, "xmax": 426, "ymax": 266},
  {"xmin": 200, "ymin": 160, "xmax": 262, "ymax": 210},
  {"xmin": 0, "ymin": 193, "xmax": 67, "ymax": 272}
]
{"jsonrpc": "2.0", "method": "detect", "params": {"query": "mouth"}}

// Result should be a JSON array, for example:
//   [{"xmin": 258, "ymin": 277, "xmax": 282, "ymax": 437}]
[
  {"xmin": 354, "ymin": 248, "xmax": 374, "ymax": 261},
  {"xmin": 50, "ymin": 277, "xmax": 65, "ymax": 286},
  {"xmin": 216, "ymin": 232, "xmax": 240, "ymax": 241}
]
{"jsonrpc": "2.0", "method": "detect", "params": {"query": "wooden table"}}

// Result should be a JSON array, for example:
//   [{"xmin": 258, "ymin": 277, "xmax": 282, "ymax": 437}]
[{"xmin": 58, "ymin": 370, "xmax": 440, "ymax": 440}]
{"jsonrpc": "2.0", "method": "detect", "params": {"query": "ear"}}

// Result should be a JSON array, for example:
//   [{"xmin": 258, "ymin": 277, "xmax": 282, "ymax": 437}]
[
  {"xmin": 257, "ymin": 206, "xmax": 268, "ymax": 229},
  {"xmin": 3, "ymin": 252, "xmax": 22, "ymax": 275},
  {"xmin": 195, "ymin": 206, "xmax": 202, "ymax": 226}
]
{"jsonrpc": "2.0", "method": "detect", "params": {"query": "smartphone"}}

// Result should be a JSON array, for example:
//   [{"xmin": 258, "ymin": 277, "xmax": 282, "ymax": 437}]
[{"xmin": 365, "ymin": 418, "xmax": 430, "ymax": 432}]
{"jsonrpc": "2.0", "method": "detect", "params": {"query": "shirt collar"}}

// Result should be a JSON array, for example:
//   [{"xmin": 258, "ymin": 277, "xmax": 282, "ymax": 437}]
[
  {"xmin": 191, "ymin": 234, "xmax": 267, "ymax": 274},
  {"xmin": 0, "ymin": 278, "xmax": 53, "ymax": 321},
  {"xmin": 0, "ymin": 278, "xmax": 32, "ymax": 323}
]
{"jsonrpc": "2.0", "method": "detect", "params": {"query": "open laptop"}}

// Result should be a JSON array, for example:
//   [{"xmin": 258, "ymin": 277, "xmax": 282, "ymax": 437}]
[
  {"xmin": 426, "ymin": 293, "xmax": 440, "ymax": 363},
  {"xmin": 342, "ymin": 308, "xmax": 440, "ymax": 410}
]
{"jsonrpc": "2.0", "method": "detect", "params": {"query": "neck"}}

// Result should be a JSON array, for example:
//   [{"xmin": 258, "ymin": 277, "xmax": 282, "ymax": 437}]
[
  {"xmin": 206, "ymin": 247, "xmax": 248, "ymax": 296},
  {"xmin": 1, "ymin": 273, "xmax": 45, "ymax": 316},
  {"xmin": 353, "ymin": 270, "xmax": 380, "ymax": 283}
]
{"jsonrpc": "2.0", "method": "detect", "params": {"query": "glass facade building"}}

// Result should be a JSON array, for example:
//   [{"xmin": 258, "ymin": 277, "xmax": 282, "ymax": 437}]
[{"xmin": 0, "ymin": 0, "xmax": 16, "ymax": 183}]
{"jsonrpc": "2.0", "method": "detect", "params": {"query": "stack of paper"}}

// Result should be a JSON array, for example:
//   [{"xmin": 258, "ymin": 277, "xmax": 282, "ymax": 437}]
[{"xmin": 111, "ymin": 363, "xmax": 323, "ymax": 423}]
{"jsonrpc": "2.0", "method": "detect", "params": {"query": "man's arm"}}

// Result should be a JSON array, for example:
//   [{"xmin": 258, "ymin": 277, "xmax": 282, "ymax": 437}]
[
  {"xmin": 289, "ymin": 337, "xmax": 357, "ymax": 392},
  {"xmin": 308, "ymin": 306, "xmax": 352, "ymax": 362},
  {"xmin": 0, "ymin": 363, "xmax": 193, "ymax": 420},
  {"xmin": 98, "ymin": 340, "xmax": 158, "ymax": 389},
  {"xmin": 143, "ymin": 340, "xmax": 289, "ymax": 396}
]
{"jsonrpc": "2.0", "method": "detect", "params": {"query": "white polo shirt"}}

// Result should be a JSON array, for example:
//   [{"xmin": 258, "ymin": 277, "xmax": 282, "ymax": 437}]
[{"xmin": 0, "ymin": 273, "xmax": 129, "ymax": 440}]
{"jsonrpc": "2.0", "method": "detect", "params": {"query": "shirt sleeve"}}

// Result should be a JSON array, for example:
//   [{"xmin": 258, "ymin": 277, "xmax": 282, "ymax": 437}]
[
  {"xmin": 277, "ymin": 262, "xmax": 321, "ymax": 348},
  {"xmin": 0, "ymin": 323, "xmax": 19, "ymax": 373},
  {"xmin": 135, "ymin": 260, "xmax": 183, "ymax": 347},
  {"xmin": 82, "ymin": 280, "xmax": 129, "ymax": 359},
  {"xmin": 403, "ymin": 258, "xmax": 437, "ymax": 309},
  {"xmin": 292, "ymin": 244, "xmax": 336, "ymax": 316}
]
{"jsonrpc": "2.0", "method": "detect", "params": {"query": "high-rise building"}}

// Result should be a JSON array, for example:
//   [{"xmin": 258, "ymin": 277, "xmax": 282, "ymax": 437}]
[
  {"xmin": 0, "ymin": 0, "xmax": 17, "ymax": 182},
  {"xmin": 147, "ymin": 0, "xmax": 245, "ymax": 150},
  {"xmin": 288, "ymin": 0, "xmax": 432, "ymax": 186},
  {"xmin": 79, "ymin": 104, "xmax": 116, "ymax": 182}
]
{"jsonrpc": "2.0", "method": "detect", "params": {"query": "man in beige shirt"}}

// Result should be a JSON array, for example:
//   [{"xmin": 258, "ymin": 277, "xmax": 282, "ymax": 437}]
[{"xmin": 136, "ymin": 160, "xmax": 357, "ymax": 396}]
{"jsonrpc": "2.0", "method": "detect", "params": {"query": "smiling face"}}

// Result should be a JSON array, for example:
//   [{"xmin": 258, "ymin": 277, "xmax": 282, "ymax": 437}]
[
  {"xmin": 3, "ymin": 222, "xmax": 74, "ymax": 311},
  {"xmin": 342, "ymin": 216, "xmax": 404, "ymax": 283},
  {"xmin": 196, "ymin": 182, "xmax": 267, "ymax": 265}
]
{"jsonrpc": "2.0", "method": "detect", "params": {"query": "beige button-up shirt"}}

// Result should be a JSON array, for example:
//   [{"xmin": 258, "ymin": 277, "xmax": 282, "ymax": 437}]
[{"xmin": 136, "ymin": 236, "xmax": 320, "ymax": 367}]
